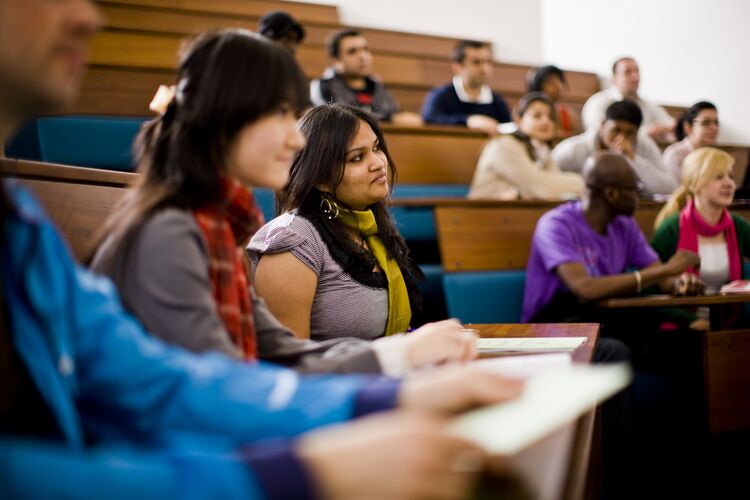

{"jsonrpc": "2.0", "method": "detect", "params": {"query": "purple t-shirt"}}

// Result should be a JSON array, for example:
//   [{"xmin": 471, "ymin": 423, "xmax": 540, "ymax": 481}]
[{"xmin": 522, "ymin": 201, "xmax": 659, "ymax": 322}]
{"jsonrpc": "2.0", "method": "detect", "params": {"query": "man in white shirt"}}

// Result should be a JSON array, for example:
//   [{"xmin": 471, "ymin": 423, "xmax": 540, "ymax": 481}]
[
  {"xmin": 582, "ymin": 57, "xmax": 675, "ymax": 143},
  {"xmin": 553, "ymin": 100, "xmax": 678, "ymax": 197}
]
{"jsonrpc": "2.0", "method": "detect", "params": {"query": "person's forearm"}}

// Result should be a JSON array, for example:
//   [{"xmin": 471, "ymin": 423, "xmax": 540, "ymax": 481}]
[
  {"xmin": 657, "ymin": 276, "xmax": 679, "ymax": 293},
  {"xmin": 570, "ymin": 264, "xmax": 672, "ymax": 302},
  {"xmin": 640, "ymin": 265, "xmax": 679, "ymax": 292},
  {"xmin": 0, "ymin": 437, "xmax": 269, "ymax": 500}
]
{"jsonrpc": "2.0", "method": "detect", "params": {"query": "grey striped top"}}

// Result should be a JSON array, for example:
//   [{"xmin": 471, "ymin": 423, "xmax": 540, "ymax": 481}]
[{"xmin": 248, "ymin": 212, "xmax": 388, "ymax": 342}]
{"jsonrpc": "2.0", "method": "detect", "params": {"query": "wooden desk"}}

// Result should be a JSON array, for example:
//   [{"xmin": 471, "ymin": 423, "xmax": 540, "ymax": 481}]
[
  {"xmin": 471, "ymin": 323, "xmax": 599, "ymax": 500},
  {"xmin": 601, "ymin": 293, "xmax": 750, "ymax": 331},
  {"xmin": 600, "ymin": 294, "xmax": 750, "ymax": 433}
]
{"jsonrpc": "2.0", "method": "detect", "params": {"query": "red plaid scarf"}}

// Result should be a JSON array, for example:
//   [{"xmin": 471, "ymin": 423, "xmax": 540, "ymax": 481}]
[{"xmin": 194, "ymin": 179, "xmax": 265, "ymax": 360}]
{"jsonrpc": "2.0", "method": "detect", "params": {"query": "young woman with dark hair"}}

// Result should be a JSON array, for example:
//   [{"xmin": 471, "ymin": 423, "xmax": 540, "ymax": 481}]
[
  {"xmin": 468, "ymin": 92, "xmax": 584, "ymax": 200},
  {"xmin": 91, "ymin": 32, "xmax": 472, "ymax": 375},
  {"xmin": 662, "ymin": 101, "xmax": 719, "ymax": 181},
  {"xmin": 249, "ymin": 104, "xmax": 476, "ymax": 371},
  {"xmin": 526, "ymin": 65, "xmax": 579, "ymax": 138}
]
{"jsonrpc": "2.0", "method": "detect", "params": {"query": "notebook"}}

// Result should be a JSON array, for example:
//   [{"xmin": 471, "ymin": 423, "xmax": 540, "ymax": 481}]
[
  {"xmin": 477, "ymin": 337, "xmax": 587, "ymax": 354},
  {"xmin": 720, "ymin": 280, "xmax": 750, "ymax": 294}
]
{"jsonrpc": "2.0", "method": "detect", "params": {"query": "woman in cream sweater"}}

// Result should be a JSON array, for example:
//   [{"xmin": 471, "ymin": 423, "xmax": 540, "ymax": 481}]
[{"xmin": 468, "ymin": 92, "xmax": 584, "ymax": 200}]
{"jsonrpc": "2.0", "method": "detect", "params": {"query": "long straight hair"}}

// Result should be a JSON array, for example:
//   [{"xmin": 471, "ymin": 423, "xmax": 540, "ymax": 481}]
[
  {"xmin": 279, "ymin": 103, "xmax": 411, "ymax": 271},
  {"xmin": 654, "ymin": 147, "xmax": 735, "ymax": 229},
  {"xmin": 88, "ymin": 29, "xmax": 308, "ymax": 262}
]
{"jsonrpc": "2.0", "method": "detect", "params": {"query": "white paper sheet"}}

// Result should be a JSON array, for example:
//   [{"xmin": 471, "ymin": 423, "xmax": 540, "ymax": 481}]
[
  {"xmin": 477, "ymin": 337, "xmax": 586, "ymax": 353},
  {"xmin": 449, "ymin": 363, "xmax": 632, "ymax": 455},
  {"xmin": 472, "ymin": 353, "xmax": 572, "ymax": 378}
]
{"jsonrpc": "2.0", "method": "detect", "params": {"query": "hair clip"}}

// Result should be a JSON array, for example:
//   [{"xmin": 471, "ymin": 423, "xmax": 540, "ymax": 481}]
[{"xmin": 149, "ymin": 85, "xmax": 176, "ymax": 114}]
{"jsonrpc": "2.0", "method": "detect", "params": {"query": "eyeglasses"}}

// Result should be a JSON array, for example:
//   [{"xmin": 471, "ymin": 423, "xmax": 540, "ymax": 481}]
[
  {"xmin": 617, "ymin": 180, "xmax": 645, "ymax": 194},
  {"xmin": 586, "ymin": 180, "xmax": 645, "ymax": 194},
  {"xmin": 693, "ymin": 119, "xmax": 720, "ymax": 127}
]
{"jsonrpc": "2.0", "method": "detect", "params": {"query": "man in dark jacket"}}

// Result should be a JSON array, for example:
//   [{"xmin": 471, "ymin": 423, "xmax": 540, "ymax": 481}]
[
  {"xmin": 422, "ymin": 40, "xmax": 511, "ymax": 135},
  {"xmin": 310, "ymin": 29, "xmax": 422, "ymax": 125}
]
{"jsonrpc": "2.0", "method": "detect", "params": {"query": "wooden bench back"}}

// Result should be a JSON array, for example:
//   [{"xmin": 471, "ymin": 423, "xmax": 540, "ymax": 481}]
[
  {"xmin": 383, "ymin": 125, "xmax": 486, "ymax": 184},
  {"xmin": 0, "ymin": 158, "xmax": 136, "ymax": 261},
  {"xmin": 77, "ymin": 1, "xmax": 601, "ymax": 117},
  {"xmin": 383, "ymin": 126, "xmax": 750, "ymax": 187},
  {"xmin": 433, "ymin": 200, "xmax": 689, "ymax": 272},
  {"xmin": 98, "ymin": 0, "xmax": 341, "ymax": 25}
]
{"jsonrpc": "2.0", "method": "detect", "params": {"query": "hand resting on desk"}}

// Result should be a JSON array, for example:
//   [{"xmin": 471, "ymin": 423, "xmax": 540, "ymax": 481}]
[{"xmin": 672, "ymin": 271, "xmax": 706, "ymax": 296}]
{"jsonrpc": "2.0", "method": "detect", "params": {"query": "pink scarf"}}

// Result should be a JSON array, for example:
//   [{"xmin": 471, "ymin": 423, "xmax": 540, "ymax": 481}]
[{"xmin": 677, "ymin": 197, "xmax": 741, "ymax": 281}]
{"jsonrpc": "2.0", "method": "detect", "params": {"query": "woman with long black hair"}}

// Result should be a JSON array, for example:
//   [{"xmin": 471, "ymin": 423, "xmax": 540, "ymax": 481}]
[{"xmin": 250, "ymin": 104, "xmax": 476, "ymax": 372}]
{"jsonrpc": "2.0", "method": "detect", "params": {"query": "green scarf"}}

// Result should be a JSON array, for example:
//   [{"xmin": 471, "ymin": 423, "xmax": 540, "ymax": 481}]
[{"xmin": 337, "ymin": 206, "xmax": 411, "ymax": 336}]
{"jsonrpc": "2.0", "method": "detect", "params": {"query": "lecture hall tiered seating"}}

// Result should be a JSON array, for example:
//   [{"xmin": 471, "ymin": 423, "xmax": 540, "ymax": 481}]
[
  {"xmin": 8, "ymin": 0, "xmax": 749, "ymax": 327},
  {"xmin": 4, "ymin": 2, "xmax": 750, "ymax": 497}
]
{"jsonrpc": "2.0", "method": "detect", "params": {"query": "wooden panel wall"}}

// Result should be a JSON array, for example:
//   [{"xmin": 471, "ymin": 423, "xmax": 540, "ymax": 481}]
[{"xmin": 80, "ymin": 0, "xmax": 601, "ymax": 117}]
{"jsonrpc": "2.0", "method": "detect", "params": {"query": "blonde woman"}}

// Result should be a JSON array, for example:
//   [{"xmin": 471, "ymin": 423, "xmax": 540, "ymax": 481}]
[{"xmin": 652, "ymin": 147, "xmax": 750, "ymax": 327}]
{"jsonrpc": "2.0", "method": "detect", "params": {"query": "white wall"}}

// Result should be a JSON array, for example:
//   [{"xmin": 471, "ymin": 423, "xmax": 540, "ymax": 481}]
[
  {"xmin": 541, "ymin": 0, "xmax": 749, "ymax": 144},
  {"xmin": 291, "ymin": 0, "xmax": 544, "ymax": 64}
]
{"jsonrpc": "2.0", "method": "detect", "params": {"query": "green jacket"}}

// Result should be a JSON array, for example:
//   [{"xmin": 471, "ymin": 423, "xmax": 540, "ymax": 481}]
[
  {"xmin": 650, "ymin": 211, "xmax": 750, "ymax": 325},
  {"xmin": 651, "ymin": 212, "xmax": 750, "ymax": 273}
]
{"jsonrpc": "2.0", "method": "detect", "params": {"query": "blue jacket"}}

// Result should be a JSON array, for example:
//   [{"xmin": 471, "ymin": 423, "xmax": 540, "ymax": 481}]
[
  {"xmin": 0, "ymin": 181, "xmax": 398, "ymax": 499},
  {"xmin": 421, "ymin": 83, "xmax": 511, "ymax": 126}
]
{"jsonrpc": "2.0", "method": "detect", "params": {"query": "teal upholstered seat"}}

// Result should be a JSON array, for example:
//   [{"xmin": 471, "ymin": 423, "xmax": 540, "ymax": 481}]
[
  {"xmin": 251, "ymin": 188, "xmax": 276, "ymax": 222},
  {"xmin": 390, "ymin": 184, "xmax": 468, "ymax": 242},
  {"xmin": 37, "ymin": 116, "xmax": 146, "ymax": 171},
  {"xmin": 443, "ymin": 270, "xmax": 526, "ymax": 323}
]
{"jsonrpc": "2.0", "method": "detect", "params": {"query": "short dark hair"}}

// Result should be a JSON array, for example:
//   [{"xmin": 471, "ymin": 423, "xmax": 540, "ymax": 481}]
[
  {"xmin": 605, "ymin": 100, "xmax": 643, "ymax": 128},
  {"xmin": 451, "ymin": 40, "xmax": 487, "ymax": 64},
  {"xmin": 612, "ymin": 56, "xmax": 636, "ymax": 75},
  {"xmin": 327, "ymin": 29, "xmax": 363, "ymax": 58},
  {"xmin": 526, "ymin": 65, "xmax": 566, "ymax": 93},
  {"xmin": 257, "ymin": 11, "xmax": 305, "ymax": 43},
  {"xmin": 675, "ymin": 101, "xmax": 717, "ymax": 141}
]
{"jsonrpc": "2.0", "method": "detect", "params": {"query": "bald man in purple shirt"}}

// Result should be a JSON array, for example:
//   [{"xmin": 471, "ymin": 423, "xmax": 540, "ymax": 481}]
[
  {"xmin": 523, "ymin": 151, "xmax": 701, "ymax": 324},
  {"xmin": 523, "ymin": 151, "xmax": 706, "ymax": 499}
]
